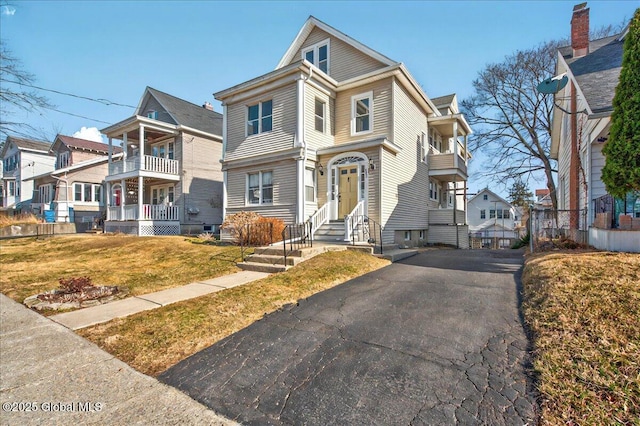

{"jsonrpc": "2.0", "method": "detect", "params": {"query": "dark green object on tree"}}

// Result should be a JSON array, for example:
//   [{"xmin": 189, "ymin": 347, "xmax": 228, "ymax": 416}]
[{"xmin": 601, "ymin": 9, "xmax": 640, "ymax": 199}]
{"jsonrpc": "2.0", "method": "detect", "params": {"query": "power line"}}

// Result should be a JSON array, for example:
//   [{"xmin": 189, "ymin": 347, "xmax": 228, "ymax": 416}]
[
  {"xmin": 42, "ymin": 106, "xmax": 112, "ymax": 125},
  {"xmin": 7, "ymin": 81, "xmax": 136, "ymax": 109}
]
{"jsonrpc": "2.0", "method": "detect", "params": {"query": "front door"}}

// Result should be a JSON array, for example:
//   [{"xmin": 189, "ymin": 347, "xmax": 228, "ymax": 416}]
[{"xmin": 338, "ymin": 166, "xmax": 359, "ymax": 218}]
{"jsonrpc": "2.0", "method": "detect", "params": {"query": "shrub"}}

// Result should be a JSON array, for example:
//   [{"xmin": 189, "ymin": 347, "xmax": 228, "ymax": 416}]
[
  {"xmin": 511, "ymin": 233, "xmax": 530, "ymax": 249},
  {"xmin": 221, "ymin": 212, "xmax": 285, "ymax": 246}
]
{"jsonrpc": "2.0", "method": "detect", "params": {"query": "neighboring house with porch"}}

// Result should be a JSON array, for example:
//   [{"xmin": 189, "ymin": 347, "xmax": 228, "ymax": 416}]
[
  {"xmin": 1, "ymin": 136, "xmax": 55, "ymax": 211},
  {"xmin": 102, "ymin": 87, "xmax": 223, "ymax": 236},
  {"xmin": 215, "ymin": 17, "xmax": 472, "ymax": 248},
  {"xmin": 27, "ymin": 134, "xmax": 122, "ymax": 228},
  {"xmin": 551, "ymin": 3, "xmax": 638, "ymax": 252},
  {"xmin": 468, "ymin": 188, "xmax": 520, "ymax": 248}
]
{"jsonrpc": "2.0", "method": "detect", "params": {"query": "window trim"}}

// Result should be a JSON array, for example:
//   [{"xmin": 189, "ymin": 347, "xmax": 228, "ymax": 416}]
[
  {"xmin": 301, "ymin": 38, "xmax": 330, "ymax": 74},
  {"xmin": 305, "ymin": 167, "xmax": 316, "ymax": 203},
  {"xmin": 480, "ymin": 209, "xmax": 486, "ymax": 219},
  {"xmin": 246, "ymin": 170, "xmax": 273, "ymax": 205},
  {"xmin": 351, "ymin": 91, "xmax": 373, "ymax": 136},
  {"xmin": 73, "ymin": 182, "xmax": 102, "ymax": 204},
  {"xmin": 420, "ymin": 132, "xmax": 426, "ymax": 163},
  {"xmin": 404, "ymin": 231, "xmax": 411, "ymax": 241},
  {"xmin": 246, "ymin": 100, "xmax": 273, "ymax": 136}
]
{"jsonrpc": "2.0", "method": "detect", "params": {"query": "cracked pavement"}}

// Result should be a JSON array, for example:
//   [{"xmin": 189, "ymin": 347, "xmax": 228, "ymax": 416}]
[{"xmin": 159, "ymin": 249, "xmax": 538, "ymax": 425}]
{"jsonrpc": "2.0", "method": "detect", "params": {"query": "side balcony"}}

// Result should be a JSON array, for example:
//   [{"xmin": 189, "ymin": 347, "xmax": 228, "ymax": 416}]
[
  {"xmin": 428, "ymin": 209, "xmax": 466, "ymax": 225},
  {"xmin": 107, "ymin": 155, "xmax": 180, "ymax": 181},
  {"xmin": 428, "ymin": 151, "xmax": 468, "ymax": 181}
]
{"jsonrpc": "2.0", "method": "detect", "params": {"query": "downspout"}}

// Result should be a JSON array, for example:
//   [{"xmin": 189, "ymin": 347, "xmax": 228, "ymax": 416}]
[{"xmin": 296, "ymin": 66, "xmax": 313, "ymax": 223}]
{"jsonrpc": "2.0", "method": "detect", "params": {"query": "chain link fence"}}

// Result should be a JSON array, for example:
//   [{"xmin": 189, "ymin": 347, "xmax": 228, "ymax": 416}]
[{"xmin": 529, "ymin": 208, "xmax": 588, "ymax": 252}]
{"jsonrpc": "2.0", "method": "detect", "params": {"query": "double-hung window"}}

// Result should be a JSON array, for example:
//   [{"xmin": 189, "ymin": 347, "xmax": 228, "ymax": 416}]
[
  {"xmin": 73, "ymin": 183, "xmax": 102, "ymax": 203},
  {"xmin": 58, "ymin": 152, "xmax": 69, "ymax": 169},
  {"xmin": 247, "ymin": 171, "xmax": 273, "ymax": 205},
  {"xmin": 247, "ymin": 100, "xmax": 273, "ymax": 135},
  {"xmin": 351, "ymin": 91, "xmax": 373, "ymax": 135},
  {"xmin": 420, "ymin": 132, "xmax": 426, "ymax": 163},
  {"xmin": 314, "ymin": 99, "xmax": 325, "ymax": 133},
  {"xmin": 305, "ymin": 168, "xmax": 315, "ymax": 202},
  {"xmin": 489, "ymin": 209, "xmax": 496, "ymax": 219},
  {"xmin": 8, "ymin": 181, "xmax": 15, "ymax": 196},
  {"xmin": 480, "ymin": 209, "xmax": 486, "ymax": 219},
  {"xmin": 302, "ymin": 39, "xmax": 329, "ymax": 74}
]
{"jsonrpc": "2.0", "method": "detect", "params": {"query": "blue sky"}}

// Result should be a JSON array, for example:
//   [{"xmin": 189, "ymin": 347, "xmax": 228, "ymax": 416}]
[{"xmin": 1, "ymin": 0, "xmax": 637, "ymax": 194}]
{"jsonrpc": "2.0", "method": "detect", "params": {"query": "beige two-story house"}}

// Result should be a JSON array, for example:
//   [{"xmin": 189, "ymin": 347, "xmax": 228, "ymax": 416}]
[
  {"xmin": 215, "ymin": 17, "xmax": 472, "ymax": 247},
  {"xmin": 102, "ymin": 87, "xmax": 223, "ymax": 236}
]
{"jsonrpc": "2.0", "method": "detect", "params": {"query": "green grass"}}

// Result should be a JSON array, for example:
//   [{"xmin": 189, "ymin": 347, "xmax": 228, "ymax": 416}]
[{"xmin": 522, "ymin": 251, "xmax": 640, "ymax": 425}]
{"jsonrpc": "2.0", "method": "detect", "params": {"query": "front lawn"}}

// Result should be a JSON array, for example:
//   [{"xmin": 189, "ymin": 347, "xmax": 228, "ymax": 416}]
[
  {"xmin": 522, "ymin": 251, "xmax": 640, "ymax": 424},
  {"xmin": 0, "ymin": 234, "xmax": 244, "ymax": 304},
  {"xmin": 78, "ymin": 250, "xmax": 390, "ymax": 377}
]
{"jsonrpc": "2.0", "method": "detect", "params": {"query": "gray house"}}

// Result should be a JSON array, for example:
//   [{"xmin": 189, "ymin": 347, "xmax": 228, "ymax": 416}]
[{"xmin": 102, "ymin": 87, "xmax": 223, "ymax": 236}]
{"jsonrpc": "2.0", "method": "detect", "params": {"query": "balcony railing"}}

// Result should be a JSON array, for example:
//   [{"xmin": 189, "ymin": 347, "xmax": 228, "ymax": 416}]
[
  {"xmin": 428, "ymin": 152, "xmax": 467, "ymax": 176},
  {"xmin": 108, "ymin": 204, "xmax": 180, "ymax": 221},
  {"xmin": 109, "ymin": 155, "xmax": 179, "ymax": 176}
]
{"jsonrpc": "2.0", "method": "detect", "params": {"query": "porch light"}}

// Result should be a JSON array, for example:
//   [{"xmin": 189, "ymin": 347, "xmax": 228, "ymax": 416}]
[
  {"xmin": 317, "ymin": 163, "xmax": 324, "ymax": 175},
  {"xmin": 369, "ymin": 159, "xmax": 375, "ymax": 170}
]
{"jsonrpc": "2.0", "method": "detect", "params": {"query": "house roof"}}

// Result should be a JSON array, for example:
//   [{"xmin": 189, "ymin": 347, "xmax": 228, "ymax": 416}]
[
  {"xmin": 55, "ymin": 135, "xmax": 122, "ymax": 154},
  {"xmin": 138, "ymin": 87, "xmax": 222, "ymax": 136},
  {"xmin": 467, "ymin": 188, "xmax": 513, "ymax": 207},
  {"xmin": 276, "ymin": 16, "xmax": 396, "ymax": 70},
  {"xmin": 431, "ymin": 94, "xmax": 456, "ymax": 107},
  {"xmin": 2, "ymin": 136, "xmax": 53, "ymax": 157},
  {"xmin": 26, "ymin": 152, "xmax": 124, "ymax": 181},
  {"xmin": 559, "ymin": 34, "xmax": 624, "ymax": 114}
]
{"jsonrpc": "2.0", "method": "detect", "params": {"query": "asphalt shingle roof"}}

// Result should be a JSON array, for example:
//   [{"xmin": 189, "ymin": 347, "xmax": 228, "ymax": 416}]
[
  {"xmin": 561, "ymin": 34, "xmax": 624, "ymax": 114},
  {"xmin": 147, "ymin": 87, "xmax": 222, "ymax": 136},
  {"xmin": 5, "ymin": 136, "xmax": 52, "ymax": 153},
  {"xmin": 57, "ymin": 135, "xmax": 122, "ymax": 154}
]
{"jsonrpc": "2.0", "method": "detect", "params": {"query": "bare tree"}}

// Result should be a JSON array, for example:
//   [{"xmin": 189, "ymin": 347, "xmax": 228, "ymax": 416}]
[
  {"xmin": 0, "ymin": 40, "xmax": 53, "ymax": 140},
  {"xmin": 461, "ymin": 40, "xmax": 560, "ymax": 210}
]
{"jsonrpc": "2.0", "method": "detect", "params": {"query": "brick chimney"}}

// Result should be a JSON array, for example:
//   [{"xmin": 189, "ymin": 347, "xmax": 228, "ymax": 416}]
[
  {"xmin": 571, "ymin": 2, "xmax": 589, "ymax": 58},
  {"xmin": 203, "ymin": 102, "xmax": 214, "ymax": 111}
]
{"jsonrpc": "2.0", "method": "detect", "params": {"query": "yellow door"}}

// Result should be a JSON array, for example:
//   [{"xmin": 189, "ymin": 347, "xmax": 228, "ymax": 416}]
[{"xmin": 338, "ymin": 166, "xmax": 359, "ymax": 218}]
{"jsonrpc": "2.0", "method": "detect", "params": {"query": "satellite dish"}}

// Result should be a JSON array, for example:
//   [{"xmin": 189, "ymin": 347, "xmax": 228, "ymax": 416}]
[{"xmin": 537, "ymin": 74, "xmax": 568, "ymax": 94}]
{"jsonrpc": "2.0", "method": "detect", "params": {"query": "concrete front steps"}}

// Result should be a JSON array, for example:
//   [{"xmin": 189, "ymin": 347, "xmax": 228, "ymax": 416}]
[
  {"xmin": 313, "ymin": 220, "xmax": 347, "ymax": 242},
  {"xmin": 238, "ymin": 245, "xmax": 347, "ymax": 273}
]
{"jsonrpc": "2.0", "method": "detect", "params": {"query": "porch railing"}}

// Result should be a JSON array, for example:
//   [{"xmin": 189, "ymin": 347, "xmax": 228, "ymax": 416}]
[
  {"xmin": 344, "ymin": 200, "xmax": 365, "ymax": 241},
  {"xmin": 309, "ymin": 202, "xmax": 330, "ymax": 236},
  {"xmin": 282, "ymin": 222, "xmax": 313, "ymax": 266},
  {"xmin": 109, "ymin": 155, "xmax": 179, "ymax": 175},
  {"xmin": 107, "ymin": 204, "xmax": 179, "ymax": 221}
]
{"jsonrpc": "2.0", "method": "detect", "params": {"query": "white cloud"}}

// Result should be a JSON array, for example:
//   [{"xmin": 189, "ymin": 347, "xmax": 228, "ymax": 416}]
[
  {"xmin": 1, "ymin": 6, "xmax": 16, "ymax": 16},
  {"xmin": 72, "ymin": 127, "xmax": 104, "ymax": 143}
]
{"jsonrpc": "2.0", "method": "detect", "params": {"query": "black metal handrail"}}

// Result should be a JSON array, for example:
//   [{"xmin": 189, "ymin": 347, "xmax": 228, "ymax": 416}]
[
  {"xmin": 350, "ymin": 215, "xmax": 383, "ymax": 254},
  {"xmin": 282, "ymin": 221, "xmax": 313, "ymax": 266},
  {"xmin": 237, "ymin": 222, "xmax": 275, "ymax": 262}
]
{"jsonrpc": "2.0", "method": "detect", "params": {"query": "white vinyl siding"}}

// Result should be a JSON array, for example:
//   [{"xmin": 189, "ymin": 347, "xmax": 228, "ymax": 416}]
[
  {"xmin": 225, "ymin": 84, "xmax": 297, "ymax": 162},
  {"xmin": 304, "ymin": 83, "xmax": 334, "ymax": 151},
  {"xmin": 290, "ymin": 27, "xmax": 387, "ymax": 82},
  {"xmin": 351, "ymin": 91, "xmax": 373, "ymax": 136}
]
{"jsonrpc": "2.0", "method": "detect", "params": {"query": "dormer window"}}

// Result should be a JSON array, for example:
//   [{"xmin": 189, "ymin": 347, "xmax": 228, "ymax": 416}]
[
  {"xmin": 147, "ymin": 110, "xmax": 158, "ymax": 120},
  {"xmin": 58, "ymin": 152, "xmax": 69, "ymax": 169},
  {"xmin": 302, "ymin": 39, "xmax": 329, "ymax": 74}
]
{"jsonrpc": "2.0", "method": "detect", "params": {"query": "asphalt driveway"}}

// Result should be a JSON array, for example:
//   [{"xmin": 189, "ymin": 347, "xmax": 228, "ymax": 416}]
[{"xmin": 159, "ymin": 249, "xmax": 537, "ymax": 425}]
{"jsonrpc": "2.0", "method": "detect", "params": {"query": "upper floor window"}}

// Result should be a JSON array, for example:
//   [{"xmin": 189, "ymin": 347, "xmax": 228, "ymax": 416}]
[
  {"xmin": 503, "ymin": 209, "xmax": 510, "ymax": 219},
  {"xmin": 8, "ymin": 181, "xmax": 16, "ymax": 196},
  {"xmin": 151, "ymin": 141, "xmax": 175, "ymax": 160},
  {"xmin": 480, "ymin": 209, "xmax": 486, "ymax": 219},
  {"xmin": 314, "ymin": 99, "xmax": 325, "ymax": 133},
  {"xmin": 147, "ymin": 110, "xmax": 158, "ymax": 120},
  {"xmin": 302, "ymin": 39, "xmax": 329, "ymax": 74},
  {"xmin": 489, "ymin": 209, "xmax": 496, "ymax": 219},
  {"xmin": 3, "ymin": 154, "xmax": 18, "ymax": 172},
  {"xmin": 247, "ymin": 171, "xmax": 273, "ymax": 205},
  {"xmin": 247, "ymin": 100, "xmax": 273, "ymax": 136},
  {"xmin": 305, "ymin": 168, "xmax": 316, "ymax": 202},
  {"xmin": 351, "ymin": 91, "xmax": 373, "ymax": 136},
  {"xmin": 483, "ymin": 194, "xmax": 488, "ymax": 200},
  {"xmin": 420, "ymin": 132, "xmax": 426, "ymax": 163},
  {"xmin": 58, "ymin": 152, "xmax": 70, "ymax": 169}
]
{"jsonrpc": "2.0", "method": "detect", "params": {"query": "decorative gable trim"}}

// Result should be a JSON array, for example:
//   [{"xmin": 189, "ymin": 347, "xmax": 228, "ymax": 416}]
[{"xmin": 276, "ymin": 16, "xmax": 395, "ymax": 70}]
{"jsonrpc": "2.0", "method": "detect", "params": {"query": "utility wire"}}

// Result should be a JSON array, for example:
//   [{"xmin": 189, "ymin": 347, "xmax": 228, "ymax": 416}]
[
  {"xmin": 42, "ymin": 106, "xmax": 112, "ymax": 124},
  {"xmin": 7, "ymin": 81, "xmax": 136, "ymax": 108}
]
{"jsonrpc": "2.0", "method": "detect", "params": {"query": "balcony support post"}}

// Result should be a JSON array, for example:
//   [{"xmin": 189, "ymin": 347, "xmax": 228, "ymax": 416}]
[
  {"xmin": 120, "ymin": 179, "xmax": 125, "ymax": 221},
  {"xmin": 453, "ymin": 121, "xmax": 459, "ymax": 170},
  {"xmin": 463, "ymin": 133, "xmax": 468, "ymax": 166},
  {"xmin": 138, "ymin": 176, "xmax": 144, "ymax": 220},
  {"xmin": 122, "ymin": 132, "xmax": 127, "ymax": 161},
  {"xmin": 139, "ymin": 124, "xmax": 145, "ymax": 169}
]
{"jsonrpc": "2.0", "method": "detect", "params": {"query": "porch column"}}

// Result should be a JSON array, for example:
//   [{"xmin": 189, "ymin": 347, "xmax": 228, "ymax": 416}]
[
  {"xmin": 139, "ymin": 125, "xmax": 145, "ymax": 170},
  {"xmin": 122, "ymin": 133, "xmax": 127, "ymax": 161},
  {"xmin": 120, "ymin": 179, "xmax": 125, "ymax": 220},
  {"xmin": 453, "ymin": 121, "xmax": 459, "ymax": 169},
  {"xmin": 105, "ymin": 182, "xmax": 111, "ymax": 220},
  {"xmin": 463, "ymin": 134, "xmax": 468, "ymax": 165},
  {"xmin": 108, "ymin": 137, "xmax": 112, "ymax": 167},
  {"xmin": 138, "ymin": 176, "xmax": 144, "ymax": 220}
]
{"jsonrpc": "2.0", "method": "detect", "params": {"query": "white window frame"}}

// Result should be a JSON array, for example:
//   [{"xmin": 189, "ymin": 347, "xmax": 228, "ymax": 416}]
[
  {"xmin": 8, "ymin": 181, "xmax": 16, "ymax": 196},
  {"xmin": 58, "ymin": 152, "xmax": 70, "ymax": 169},
  {"xmin": 420, "ymin": 132, "xmax": 426, "ymax": 163},
  {"xmin": 151, "ymin": 184, "xmax": 175, "ymax": 205},
  {"xmin": 39, "ymin": 184, "xmax": 53, "ymax": 204},
  {"xmin": 351, "ymin": 91, "xmax": 373, "ymax": 136},
  {"xmin": 246, "ymin": 100, "xmax": 273, "ymax": 136},
  {"xmin": 246, "ymin": 171, "xmax": 273, "ymax": 205},
  {"xmin": 147, "ymin": 110, "xmax": 158, "ymax": 119},
  {"xmin": 151, "ymin": 140, "xmax": 175, "ymax": 160},
  {"xmin": 73, "ymin": 183, "xmax": 102, "ymax": 204},
  {"xmin": 305, "ymin": 167, "xmax": 316, "ymax": 202},
  {"xmin": 301, "ymin": 38, "xmax": 330, "ymax": 74},
  {"xmin": 480, "ymin": 209, "xmax": 486, "ymax": 219},
  {"xmin": 314, "ymin": 98, "xmax": 325, "ymax": 133},
  {"xmin": 404, "ymin": 231, "xmax": 411, "ymax": 241}
]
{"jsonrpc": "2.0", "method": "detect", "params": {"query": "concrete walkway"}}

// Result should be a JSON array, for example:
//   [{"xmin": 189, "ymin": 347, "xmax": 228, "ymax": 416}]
[
  {"xmin": 0, "ymin": 294, "xmax": 237, "ymax": 425},
  {"xmin": 50, "ymin": 270, "xmax": 269, "ymax": 330}
]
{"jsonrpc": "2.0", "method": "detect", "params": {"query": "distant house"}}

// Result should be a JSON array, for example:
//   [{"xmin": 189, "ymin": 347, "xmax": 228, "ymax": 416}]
[
  {"xmin": 468, "ymin": 188, "xmax": 521, "ymax": 247},
  {"xmin": 550, "ymin": 3, "xmax": 638, "ymax": 252},
  {"xmin": 534, "ymin": 189, "xmax": 553, "ymax": 210},
  {"xmin": 1, "ymin": 136, "xmax": 55, "ymax": 211},
  {"xmin": 102, "ymin": 87, "xmax": 223, "ymax": 236},
  {"xmin": 28, "ymin": 134, "xmax": 122, "ymax": 228},
  {"xmin": 215, "ymin": 16, "xmax": 472, "ymax": 248}
]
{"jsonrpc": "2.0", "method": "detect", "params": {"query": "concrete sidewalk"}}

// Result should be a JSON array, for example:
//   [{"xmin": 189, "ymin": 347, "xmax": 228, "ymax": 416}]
[
  {"xmin": 50, "ymin": 270, "xmax": 269, "ymax": 330},
  {"xmin": 0, "ymin": 294, "xmax": 237, "ymax": 426}
]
